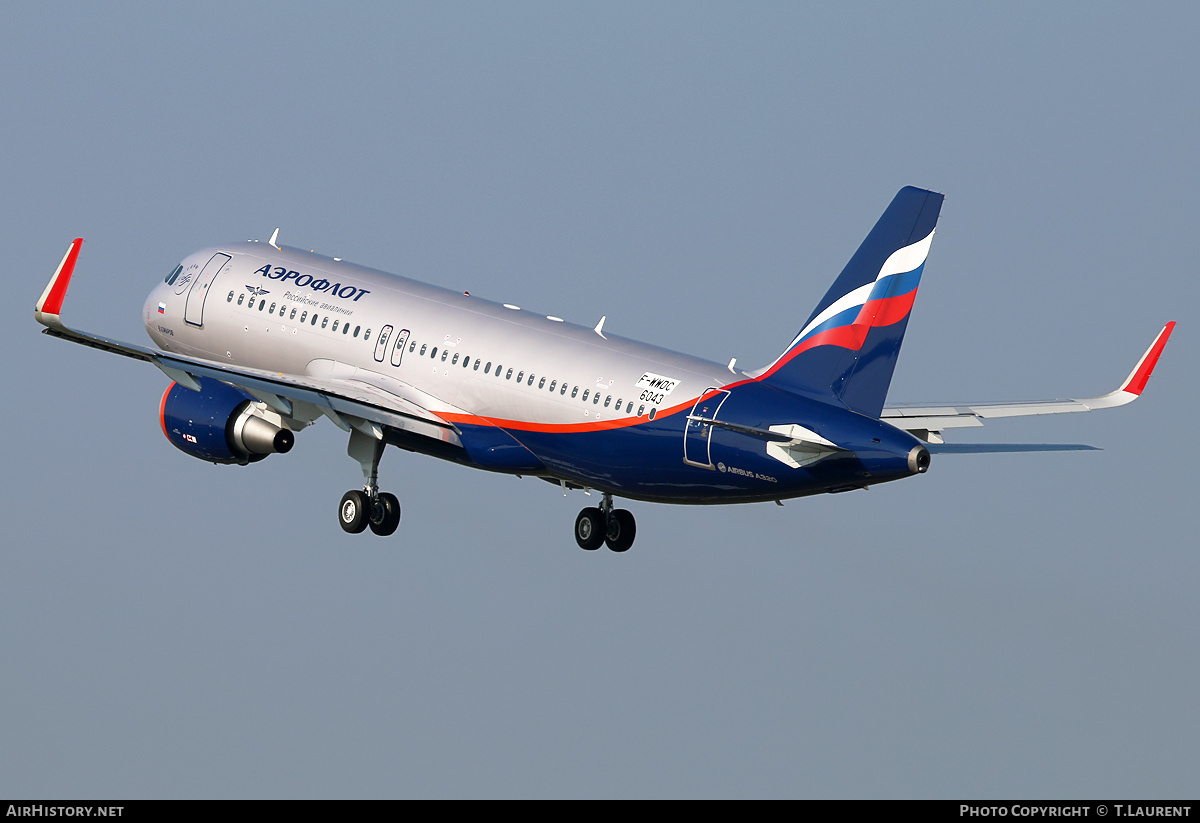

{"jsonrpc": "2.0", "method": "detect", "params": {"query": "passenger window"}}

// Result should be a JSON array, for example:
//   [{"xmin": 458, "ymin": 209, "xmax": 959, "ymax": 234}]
[
  {"xmin": 452, "ymin": 353, "xmax": 459, "ymax": 365},
  {"xmin": 227, "ymin": 291, "xmax": 234, "ymax": 302},
  {"xmin": 343, "ymin": 323, "xmax": 350, "ymax": 334},
  {"xmin": 420, "ymin": 344, "xmax": 427, "ymax": 356},
  {"xmin": 364, "ymin": 329, "xmax": 371, "ymax": 341},
  {"xmin": 517, "ymin": 371, "xmax": 524, "ymax": 383},
  {"xmin": 506, "ymin": 368, "xmax": 513, "ymax": 380},
  {"xmin": 462, "ymin": 356, "xmax": 470, "ymax": 368},
  {"xmin": 548, "ymin": 380, "xmax": 556, "ymax": 392},
  {"xmin": 431, "ymin": 347, "xmax": 438, "ymax": 359},
  {"xmin": 312, "ymin": 314, "xmax": 318, "ymax": 326},
  {"xmin": 638, "ymin": 405, "xmax": 645, "ymax": 417},
  {"xmin": 484, "ymin": 362, "xmax": 491, "ymax": 374},
  {"xmin": 571, "ymin": 386, "xmax": 578, "ymax": 398},
  {"xmin": 332, "ymin": 320, "xmax": 339, "ymax": 332},
  {"xmin": 321, "ymin": 317, "xmax": 328, "ymax": 328},
  {"xmin": 409, "ymin": 341, "xmax": 416, "ymax": 353},
  {"xmin": 560, "ymin": 384, "xmax": 567, "ymax": 395},
  {"xmin": 649, "ymin": 408, "xmax": 657, "ymax": 420},
  {"xmin": 539, "ymin": 377, "xmax": 546, "ymax": 389},
  {"xmin": 474, "ymin": 360, "xmax": 480, "ymax": 371},
  {"xmin": 604, "ymin": 396, "xmax": 611, "ymax": 407},
  {"xmin": 268, "ymin": 302, "xmax": 276, "ymax": 313},
  {"xmin": 290, "ymin": 308, "xmax": 297, "ymax": 320},
  {"xmin": 527, "ymin": 374, "xmax": 535, "ymax": 386},
  {"xmin": 353, "ymin": 325, "xmax": 360, "ymax": 337},
  {"xmin": 247, "ymin": 297, "xmax": 255, "ymax": 309},
  {"xmin": 594, "ymin": 393, "xmax": 601, "ymax": 405},
  {"xmin": 300, "ymin": 311, "xmax": 307, "ymax": 322},
  {"xmin": 441, "ymin": 350, "xmax": 448, "ymax": 362},
  {"xmin": 626, "ymin": 402, "xmax": 632, "ymax": 414},
  {"xmin": 259, "ymin": 300, "xmax": 266, "ymax": 311},
  {"xmin": 496, "ymin": 363, "xmax": 503, "ymax": 376},
  {"xmin": 582, "ymin": 390, "xmax": 589, "ymax": 402},
  {"xmin": 238, "ymin": 294, "xmax": 245, "ymax": 306}
]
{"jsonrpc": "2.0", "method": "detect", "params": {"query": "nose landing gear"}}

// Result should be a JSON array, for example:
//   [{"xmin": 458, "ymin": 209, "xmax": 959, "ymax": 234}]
[{"xmin": 575, "ymin": 493, "xmax": 636, "ymax": 552}]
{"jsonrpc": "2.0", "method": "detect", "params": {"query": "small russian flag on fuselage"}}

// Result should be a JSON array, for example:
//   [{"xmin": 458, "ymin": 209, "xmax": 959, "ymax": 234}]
[{"xmin": 158, "ymin": 302, "xmax": 166, "ymax": 314}]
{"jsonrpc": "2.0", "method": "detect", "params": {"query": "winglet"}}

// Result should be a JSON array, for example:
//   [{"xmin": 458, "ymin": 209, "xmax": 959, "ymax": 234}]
[
  {"xmin": 35, "ymin": 238, "xmax": 83, "ymax": 330},
  {"xmin": 1085, "ymin": 322, "xmax": 1175, "ymax": 409},
  {"xmin": 1118, "ymin": 321, "xmax": 1175, "ymax": 396}
]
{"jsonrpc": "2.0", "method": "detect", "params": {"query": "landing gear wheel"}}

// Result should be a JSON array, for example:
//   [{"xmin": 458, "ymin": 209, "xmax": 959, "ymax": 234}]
[
  {"xmin": 369, "ymin": 492, "xmax": 401, "ymax": 536},
  {"xmin": 339, "ymin": 490, "xmax": 370, "ymax": 534},
  {"xmin": 575, "ymin": 507, "xmax": 605, "ymax": 551},
  {"xmin": 605, "ymin": 508, "xmax": 636, "ymax": 552}
]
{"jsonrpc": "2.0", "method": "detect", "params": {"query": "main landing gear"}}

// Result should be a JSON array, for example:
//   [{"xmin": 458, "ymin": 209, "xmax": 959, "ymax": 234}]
[
  {"xmin": 575, "ymin": 493, "xmax": 636, "ymax": 552},
  {"xmin": 338, "ymin": 428, "xmax": 401, "ymax": 537}
]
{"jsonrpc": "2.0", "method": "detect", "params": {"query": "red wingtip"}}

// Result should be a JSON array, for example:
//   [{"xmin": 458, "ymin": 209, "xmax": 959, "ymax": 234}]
[
  {"xmin": 1122, "ymin": 321, "xmax": 1175, "ymax": 396},
  {"xmin": 38, "ymin": 237, "xmax": 84, "ymax": 317}
]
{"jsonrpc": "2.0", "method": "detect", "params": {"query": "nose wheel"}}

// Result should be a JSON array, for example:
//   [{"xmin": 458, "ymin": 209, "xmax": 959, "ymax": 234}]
[{"xmin": 575, "ymin": 493, "xmax": 636, "ymax": 552}]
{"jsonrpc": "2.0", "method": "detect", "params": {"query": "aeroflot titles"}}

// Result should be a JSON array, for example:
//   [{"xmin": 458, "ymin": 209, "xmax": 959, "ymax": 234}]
[{"xmin": 254, "ymin": 265, "xmax": 371, "ymax": 302}]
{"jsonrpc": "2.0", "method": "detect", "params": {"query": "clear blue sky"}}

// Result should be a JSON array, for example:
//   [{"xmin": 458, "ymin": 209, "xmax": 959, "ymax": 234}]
[{"xmin": 2, "ymin": 2, "xmax": 1195, "ymax": 798}]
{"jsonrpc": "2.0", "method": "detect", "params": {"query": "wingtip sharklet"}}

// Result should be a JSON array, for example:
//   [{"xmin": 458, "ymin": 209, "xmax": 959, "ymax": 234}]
[
  {"xmin": 35, "ymin": 237, "xmax": 83, "ymax": 329},
  {"xmin": 1084, "ymin": 321, "xmax": 1176, "ymax": 410},
  {"xmin": 1118, "ymin": 321, "xmax": 1175, "ymax": 396}
]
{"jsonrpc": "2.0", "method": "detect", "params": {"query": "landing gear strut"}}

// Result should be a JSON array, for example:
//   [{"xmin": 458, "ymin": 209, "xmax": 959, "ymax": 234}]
[
  {"xmin": 575, "ymin": 493, "xmax": 636, "ymax": 552},
  {"xmin": 338, "ymin": 428, "xmax": 401, "ymax": 537}
]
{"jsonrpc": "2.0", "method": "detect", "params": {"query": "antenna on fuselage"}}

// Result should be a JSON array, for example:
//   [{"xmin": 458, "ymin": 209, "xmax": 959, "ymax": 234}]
[
  {"xmin": 594, "ymin": 315, "xmax": 607, "ymax": 339},
  {"xmin": 268, "ymin": 228, "xmax": 280, "ymax": 249}
]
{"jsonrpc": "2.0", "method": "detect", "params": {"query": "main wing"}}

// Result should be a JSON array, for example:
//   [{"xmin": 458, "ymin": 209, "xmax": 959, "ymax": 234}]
[
  {"xmin": 35, "ymin": 238, "xmax": 463, "ymax": 447},
  {"xmin": 882, "ymin": 322, "xmax": 1175, "ymax": 451}
]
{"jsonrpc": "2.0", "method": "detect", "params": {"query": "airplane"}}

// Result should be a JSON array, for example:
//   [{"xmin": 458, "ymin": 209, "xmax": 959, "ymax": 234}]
[{"xmin": 34, "ymin": 187, "xmax": 1174, "ymax": 552}]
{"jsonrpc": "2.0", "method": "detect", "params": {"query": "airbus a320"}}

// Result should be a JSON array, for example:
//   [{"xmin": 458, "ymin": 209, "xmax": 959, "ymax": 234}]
[{"xmin": 34, "ymin": 187, "xmax": 1174, "ymax": 551}]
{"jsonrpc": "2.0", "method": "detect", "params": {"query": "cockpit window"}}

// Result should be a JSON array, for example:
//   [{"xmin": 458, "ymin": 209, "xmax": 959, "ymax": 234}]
[{"xmin": 165, "ymin": 264, "xmax": 183, "ymax": 285}]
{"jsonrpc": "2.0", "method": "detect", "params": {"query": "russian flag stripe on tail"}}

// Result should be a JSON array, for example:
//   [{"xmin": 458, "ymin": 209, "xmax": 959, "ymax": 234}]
[{"xmin": 758, "ymin": 187, "xmax": 943, "ymax": 418}]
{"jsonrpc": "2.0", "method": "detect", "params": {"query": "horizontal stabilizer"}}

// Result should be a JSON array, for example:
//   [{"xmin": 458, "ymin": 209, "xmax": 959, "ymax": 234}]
[{"xmin": 927, "ymin": 443, "xmax": 1098, "ymax": 454}]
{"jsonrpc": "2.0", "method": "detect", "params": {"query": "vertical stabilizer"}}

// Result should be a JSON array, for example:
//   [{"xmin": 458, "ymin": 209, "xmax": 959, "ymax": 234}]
[{"xmin": 757, "ymin": 187, "xmax": 943, "ymax": 418}]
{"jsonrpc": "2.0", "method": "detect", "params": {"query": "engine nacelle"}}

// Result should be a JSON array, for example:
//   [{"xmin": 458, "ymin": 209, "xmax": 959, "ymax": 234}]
[{"xmin": 160, "ymin": 377, "xmax": 295, "ymax": 465}]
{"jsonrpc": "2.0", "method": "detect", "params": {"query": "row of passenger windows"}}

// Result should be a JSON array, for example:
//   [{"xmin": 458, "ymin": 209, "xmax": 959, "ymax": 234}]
[
  {"xmin": 229, "ymin": 291, "xmax": 371, "ymax": 339},
  {"xmin": 228, "ymin": 289, "xmax": 658, "ymax": 420},
  {"xmin": 401, "ymin": 338, "xmax": 655, "ymax": 419}
]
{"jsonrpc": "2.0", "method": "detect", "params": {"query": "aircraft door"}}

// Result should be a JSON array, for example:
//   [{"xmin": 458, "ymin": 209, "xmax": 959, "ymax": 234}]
[
  {"xmin": 390, "ymin": 329, "xmax": 410, "ymax": 367},
  {"xmin": 374, "ymin": 325, "xmax": 393, "ymax": 362},
  {"xmin": 183, "ymin": 253, "xmax": 231, "ymax": 327},
  {"xmin": 683, "ymin": 388, "xmax": 730, "ymax": 469}
]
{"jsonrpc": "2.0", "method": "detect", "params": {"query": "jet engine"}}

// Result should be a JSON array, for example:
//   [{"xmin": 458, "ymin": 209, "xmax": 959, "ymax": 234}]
[{"xmin": 160, "ymin": 376, "xmax": 294, "ymax": 465}]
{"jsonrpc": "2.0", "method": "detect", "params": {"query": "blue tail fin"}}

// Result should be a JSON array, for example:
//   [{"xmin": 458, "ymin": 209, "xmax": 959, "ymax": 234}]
[{"xmin": 757, "ymin": 186, "xmax": 943, "ymax": 418}]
